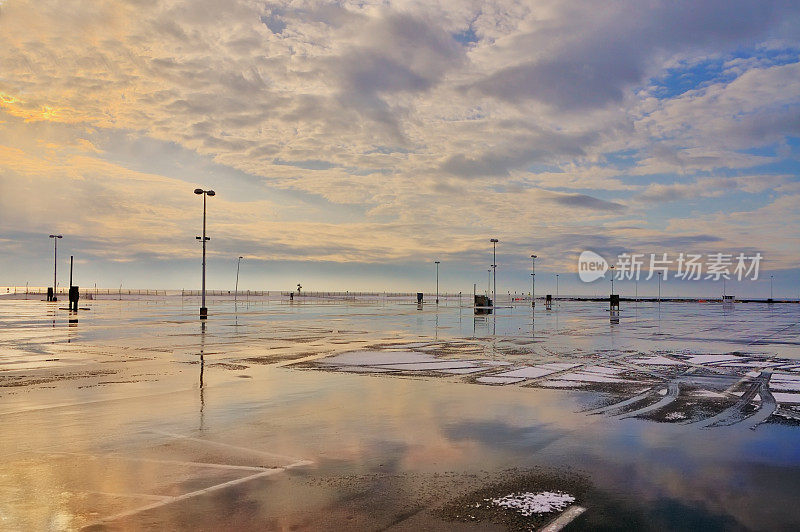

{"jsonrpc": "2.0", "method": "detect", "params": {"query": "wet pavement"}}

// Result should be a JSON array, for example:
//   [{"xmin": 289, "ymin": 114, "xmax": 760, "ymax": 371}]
[{"xmin": 1, "ymin": 296, "xmax": 799, "ymax": 530}]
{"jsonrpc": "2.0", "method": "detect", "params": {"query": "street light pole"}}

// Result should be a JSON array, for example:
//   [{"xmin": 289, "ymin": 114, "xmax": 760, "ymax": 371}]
[
  {"xmin": 530, "ymin": 254, "xmax": 537, "ymax": 307},
  {"xmin": 490, "ymin": 239, "xmax": 498, "ymax": 305},
  {"xmin": 49, "ymin": 234, "xmax": 62, "ymax": 300},
  {"xmin": 235, "ymin": 256, "xmax": 243, "ymax": 305},
  {"xmin": 770, "ymin": 275, "xmax": 774, "ymax": 301},
  {"xmin": 194, "ymin": 188, "xmax": 215, "ymax": 319},
  {"xmin": 610, "ymin": 265, "xmax": 615, "ymax": 296},
  {"xmin": 556, "ymin": 274, "xmax": 559, "ymax": 300},
  {"xmin": 435, "ymin": 261, "xmax": 440, "ymax": 304}
]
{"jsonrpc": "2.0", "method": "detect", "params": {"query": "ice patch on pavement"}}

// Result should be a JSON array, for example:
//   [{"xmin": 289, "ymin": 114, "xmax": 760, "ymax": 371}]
[
  {"xmin": 490, "ymin": 491, "xmax": 575, "ymax": 516},
  {"xmin": 477, "ymin": 376, "xmax": 525, "ymax": 385},
  {"xmin": 629, "ymin": 355, "xmax": 683, "ymax": 365},
  {"xmin": 773, "ymin": 392, "xmax": 800, "ymax": 404},
  {"xmin": 685, "ymin": 354, "xmax": 740, "ymax": 364},
  {"xmin": 319, "ymin": 350, "xmax": 433, "ymax": 366},
  {"xmin": 495, "ymin": 363, "xmax": 579, "ymax": 379}
]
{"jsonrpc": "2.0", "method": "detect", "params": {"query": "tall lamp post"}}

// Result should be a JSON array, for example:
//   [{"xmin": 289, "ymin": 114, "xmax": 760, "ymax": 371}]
[
  {"xmin": 490, "ymin": 238, "xmax": 498, "ymax": 305},
  {"xmin": 609, "ymin": 265, "xmax": 615, "ymax": 295},
  {"xmin": 530, "ymin": 254, "xmax": 537, "ymax": 307},
  {"xmin": 770, "ymin": 275, "xmax": 774, "ymax": 301},
  {"xmin": 556, "ymin": 274, "xmax": 559, "ymax": 300},
  {"xmin": 235, "ymin": 256, "xmax": 243, "ymax": 305},
  {"xmin": 434, "ymin": 261, "xmax": 440, "ymax": 304},
  {"xmin": 49, "ymin": 234, "xmax": 62, "ymax": 300},
  {"xmin": 194, "ymin": 188, "xmax": 215, "ymax": 319}
]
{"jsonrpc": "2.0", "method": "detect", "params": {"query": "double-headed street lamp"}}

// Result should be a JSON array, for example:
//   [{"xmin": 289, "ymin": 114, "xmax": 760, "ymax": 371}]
[
  {"xmin": 434, "ymin": 260, "xmax": 440, "ymax": 304},
  {"xmin": 490, "ymin": 238, "xmax": 498, "ymax": 305},
  {"xmin": 530, "ymin": 254, "xmax": 537, "ymax": 307},
  {"xmin": 49, "ymin": 234, "xmax": 62, "ymax": 300},
  {"xmin": 194, "ymin": 188, "xmax": 215, "ymax": 319}
]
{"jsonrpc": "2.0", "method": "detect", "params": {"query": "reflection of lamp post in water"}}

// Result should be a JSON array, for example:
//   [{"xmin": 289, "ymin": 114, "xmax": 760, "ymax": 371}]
[
  {"xmin": 194, "ymin": 188, "xmax": 215, "ymax": 319},
  {"xmin": 658, "ymin": 271, "xmax": 662, "ymax": 303},
  {"xmin": 199, "ymin": 321, "xmax": 206, "ymax": 430},
  {"xmin": 490, "ymin": 239, "xmax": 498, "ymax": 305}
]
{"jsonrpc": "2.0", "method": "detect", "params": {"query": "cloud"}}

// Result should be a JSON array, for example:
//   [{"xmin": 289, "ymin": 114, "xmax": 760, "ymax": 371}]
[
  {"xmin": 547, "ymin": 192, "xmax": 624, "ymax": 212},
  {"xmin": 0, "ymin": 0, "xmax": 798, "ymax": 287}
]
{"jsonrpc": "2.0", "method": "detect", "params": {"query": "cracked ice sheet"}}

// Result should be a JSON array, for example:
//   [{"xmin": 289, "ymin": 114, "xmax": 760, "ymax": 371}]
[
  {"xmin": 773, "ymin": 392, "xmax": 800, "ymax": 404},
  {"xmin": 495, "ymin": 363, "xmax": 579, "ymax": 379},
  {"xmin": 685, "ymin": 354, "xmax": 742, "ymax": 364},
  {"xmin": 722, "ymin": 361, "xmax": 783, "ymax": 368},
  {"xmin": 629, "ymin": 355, "xmax": 683, "ymax": 365},
  {"xmin": 375, "ymin": 361, "xmax": 478, "ymax": 371},
  {"xmin": 556, "ymin": 372, "xmax": 629, "ymax": 383},
  {"xmin": 772, "ymin": 373, "xmax": 800, "ymax": 382},
  {"xmin": 583, "ymin": 366, "xmax": 623, "ymax": 375},
  {"xmin": 476, "ymin": 376, "xmax": 525, "ymax": 385},
  {"xmin": 540, "ymin": 380, "xmax": 588, "ymax": 388},
  {"xmin": 336, "ymin": 366, "xmax": 395, "ymax": 373},
  {"xmin": 318, "ymin": 350, "xmax": 433, "ymax": 366},
  {"xmin": 440, "ymin": 367, "xmax": 485, "ymax": 374}
]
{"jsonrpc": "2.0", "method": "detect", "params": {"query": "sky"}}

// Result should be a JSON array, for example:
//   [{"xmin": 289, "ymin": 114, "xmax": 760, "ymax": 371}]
[{"xmin": 0, "ymin": 0, "xmax": 799, "ymax": 297}]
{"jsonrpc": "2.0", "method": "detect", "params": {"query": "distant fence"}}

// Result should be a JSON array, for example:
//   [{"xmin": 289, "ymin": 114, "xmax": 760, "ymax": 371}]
[{"xmin": 282, "ymin": 291, "xmax": 463, "ymax": 299}]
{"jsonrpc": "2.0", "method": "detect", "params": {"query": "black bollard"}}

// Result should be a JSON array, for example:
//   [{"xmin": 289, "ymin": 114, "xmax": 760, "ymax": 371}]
[
  {"xmin": 417, "ymin": 292, "xmax": 423, "ymax": 304},
  {"xmin": 47, "ymin": 287, "xmax": 54, "ymax": 302},
  {"xmin": 69, "ymin": 286, "xmax": 79, "ymax": 311}
]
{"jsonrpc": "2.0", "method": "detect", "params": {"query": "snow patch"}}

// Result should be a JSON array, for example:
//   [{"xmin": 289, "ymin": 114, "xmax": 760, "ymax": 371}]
[{"xmin": 490, "ymin": 491, "xmax": 575, "ymax": 516}]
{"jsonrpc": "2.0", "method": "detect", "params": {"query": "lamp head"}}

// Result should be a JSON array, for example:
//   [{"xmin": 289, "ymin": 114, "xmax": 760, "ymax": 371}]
[
  {"xmin": 194, "ymin": 188, "xmax": 203, "ymax": 194},
  {"xmin": 490, "ymin": 238, "xmax": 498, "ymax": 243},
  {"xmin": 206, "ymin": 190, "xmax": 215, "ymax": 196}
]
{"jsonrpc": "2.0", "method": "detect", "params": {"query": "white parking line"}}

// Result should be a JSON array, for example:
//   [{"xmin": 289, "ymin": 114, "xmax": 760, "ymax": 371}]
[
  {"xmin": 150, "ymin": 430, "xmax": 304, "ymax": 464},
  {"xmin": 83, "ymin": 461, "xmax": 311, "ymax": 528},
  {"xmin": 540, "ymin": 505, "xmax": 587, "ymax": 532}
]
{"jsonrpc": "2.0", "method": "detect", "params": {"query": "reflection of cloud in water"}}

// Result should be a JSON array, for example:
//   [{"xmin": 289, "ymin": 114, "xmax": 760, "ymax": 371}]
[{"xmin": 443, "ymin": 420, "xmax": 564, "ymax": 452}]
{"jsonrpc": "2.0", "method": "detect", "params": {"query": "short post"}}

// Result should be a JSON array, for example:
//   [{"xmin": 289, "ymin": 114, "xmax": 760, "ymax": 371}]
[
  {"xmin": 69, "ymin": 285, "xmax": 80, "ymax": 311},
  {"xmin": 546, "ymin": 294, "xmax": 552, "ymax": 311}
]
